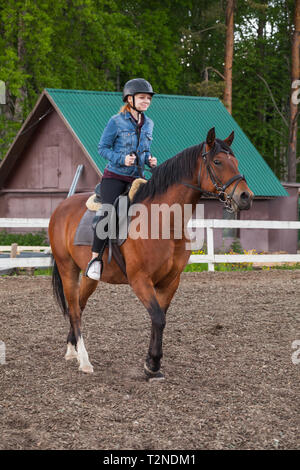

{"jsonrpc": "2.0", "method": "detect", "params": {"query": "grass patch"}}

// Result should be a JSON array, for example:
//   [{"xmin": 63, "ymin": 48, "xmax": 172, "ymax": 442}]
[
  {"xmin": 34, "ymin": 267, "xmax": 53, "ymax": 276},
  {"xmin": 184, "ymin": 263, "xmax": 300, "ymax": 272},
  {"xmin": 184, "ymin": 263, "xmax": 208, "ymax": 272},
  {"xmin": 184, "ymin": 262, "xmax": 253, "ymax": 272}
]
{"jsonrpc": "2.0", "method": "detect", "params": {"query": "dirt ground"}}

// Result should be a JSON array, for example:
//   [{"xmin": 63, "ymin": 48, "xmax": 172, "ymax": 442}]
[{"xmin": 0, "ymin": 270, "xmax": 299, "ymax": 450}]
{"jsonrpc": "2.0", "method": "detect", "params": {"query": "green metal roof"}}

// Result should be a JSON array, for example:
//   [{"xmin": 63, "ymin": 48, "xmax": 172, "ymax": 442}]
[{"xmin": 46, "ymin": 88, "xmax": 288, "ymax": 197}]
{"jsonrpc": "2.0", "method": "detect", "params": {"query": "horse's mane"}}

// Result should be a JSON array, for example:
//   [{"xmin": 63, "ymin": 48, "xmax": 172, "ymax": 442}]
[{"xmin": 132, "ymin": 139, "xmax": 232, "ymax": 203}]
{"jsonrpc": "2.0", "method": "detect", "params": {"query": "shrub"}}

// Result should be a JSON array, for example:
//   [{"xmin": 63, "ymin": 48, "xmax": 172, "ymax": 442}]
[{"xmin": 0, "ymin": 230, "xmax": 48, "ymax": 246}]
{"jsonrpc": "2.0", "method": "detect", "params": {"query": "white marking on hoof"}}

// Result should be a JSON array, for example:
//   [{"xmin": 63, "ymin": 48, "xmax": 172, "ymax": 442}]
[
  {"xmin": 65, "ymin": 343, "xmax": 78, "ymax": 361},
  {"xmin": 77, "ymin": 336, "xmax": 93, "ymax": 373},
  {"xmin": 79, "ymin": 363, "xmax": 94, "ymax": 374}
]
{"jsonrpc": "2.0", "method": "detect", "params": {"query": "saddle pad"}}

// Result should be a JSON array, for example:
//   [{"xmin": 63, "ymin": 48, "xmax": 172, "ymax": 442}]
[
  {"xmin": 73, "ymin": 209, "xmax": 94, "ymax": 246},
  {"xmin": 86, "ymin": 194, "xmax": 101, "ymax": 211}
]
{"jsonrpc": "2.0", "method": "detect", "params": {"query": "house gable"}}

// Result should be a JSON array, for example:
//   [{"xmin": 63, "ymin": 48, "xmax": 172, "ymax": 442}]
[{"xmin": 0, "ymin": 91, "xmax": 101, "ymax": 190}]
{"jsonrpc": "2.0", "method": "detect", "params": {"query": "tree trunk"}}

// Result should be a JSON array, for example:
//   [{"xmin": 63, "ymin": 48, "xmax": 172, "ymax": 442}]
[
  {"xmin": 257, "ymin": 12, "xmax": 266, "ymax": 126},
  {"xmin": 288, "ymin": 0, "xmax": 300, "ymax": 182},
  {"xmin": 224, "ymin": 0, "xmax": 235, "ymax": 114}
]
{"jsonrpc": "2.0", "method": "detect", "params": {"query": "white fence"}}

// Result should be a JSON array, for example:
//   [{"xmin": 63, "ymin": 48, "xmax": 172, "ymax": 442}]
[
  {"xmin": 0, "ymin": 218, "xmax": 51, "ymax": 271},
  {"xmin": 0, "ymin": 218, "xmax": 300, "ymax": 272},
  {"xmin": 188, "ymin": 219, "xmax": 300, "ymax": 271}
]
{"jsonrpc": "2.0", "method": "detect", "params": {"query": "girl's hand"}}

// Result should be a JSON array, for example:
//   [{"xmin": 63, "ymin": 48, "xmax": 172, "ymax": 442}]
[
  {"xmin": 149, "ymin": 156, "xmax": 157, "ymax": 168},
  {"xmin": 125, "ymin": 153, "xmax": 136, "ymax": 166}
]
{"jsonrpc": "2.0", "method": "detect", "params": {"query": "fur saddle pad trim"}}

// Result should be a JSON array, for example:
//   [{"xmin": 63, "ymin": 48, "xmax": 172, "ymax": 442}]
[{"xmin": 86, "ymin": 178, "xmax": 147, "ymax": 211}]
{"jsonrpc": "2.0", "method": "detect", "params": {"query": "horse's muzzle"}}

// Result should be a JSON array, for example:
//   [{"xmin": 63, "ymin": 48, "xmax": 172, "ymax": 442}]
[{"xmin": 236, "ymin": 190, "xmax": 253, "ymax": 210}]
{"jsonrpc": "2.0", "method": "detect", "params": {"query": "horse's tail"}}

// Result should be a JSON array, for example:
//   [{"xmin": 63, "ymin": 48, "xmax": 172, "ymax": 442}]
[{"xmin": 51, "ymin": 256, "xmax": 69, "ymax": 317}]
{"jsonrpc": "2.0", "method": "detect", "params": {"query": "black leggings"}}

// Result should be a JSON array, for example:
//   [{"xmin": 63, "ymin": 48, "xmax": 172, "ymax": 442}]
[{"xmin": 92, "ymin": 178, "xmax": 129, "ymax": 253}]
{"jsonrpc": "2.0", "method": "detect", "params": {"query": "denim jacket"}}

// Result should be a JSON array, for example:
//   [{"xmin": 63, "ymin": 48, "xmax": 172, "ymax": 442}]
[{"xmin": 98, "ymin": 111, "xmax": 154, "ymax": 178}]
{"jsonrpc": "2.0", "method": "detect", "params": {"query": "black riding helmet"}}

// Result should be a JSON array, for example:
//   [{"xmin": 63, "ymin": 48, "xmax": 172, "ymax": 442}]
[
  {"xmin": 122, "ymin": 78, "xmax": 155, "ymax": 102},
  {"xmin": 123, "ymin": 78, "xmax": 155, "ymax": 113}
]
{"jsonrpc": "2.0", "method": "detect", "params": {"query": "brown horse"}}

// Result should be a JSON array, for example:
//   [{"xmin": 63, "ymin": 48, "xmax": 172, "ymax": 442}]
[{"xmin": 49, "ymin": 127, "xmax": 253, "ymax": 379}]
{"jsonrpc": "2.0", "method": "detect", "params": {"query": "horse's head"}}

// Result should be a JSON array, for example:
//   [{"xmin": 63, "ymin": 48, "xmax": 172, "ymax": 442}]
[{"xmin": 196, "ymin": 127, "xmax": 253, "ymax": 212}]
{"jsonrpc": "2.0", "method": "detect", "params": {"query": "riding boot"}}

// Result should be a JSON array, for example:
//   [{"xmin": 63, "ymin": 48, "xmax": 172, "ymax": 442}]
[
  {"xmin": 85, "ymin": 237, "xmax": 108, "ymax": 280},
  {"xmin": 85, "ymin": 255, "xmax": 103, "ymax": 280}
]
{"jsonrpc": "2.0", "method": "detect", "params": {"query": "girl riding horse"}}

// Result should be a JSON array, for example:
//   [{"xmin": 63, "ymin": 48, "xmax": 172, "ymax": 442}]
[
  {"xmin": 86, "ymin": 78, "xmax": 157, "ymax": 280},
  {"xmin": 49, "ymin": 126, "xmax": 253, "ymax": 379}
]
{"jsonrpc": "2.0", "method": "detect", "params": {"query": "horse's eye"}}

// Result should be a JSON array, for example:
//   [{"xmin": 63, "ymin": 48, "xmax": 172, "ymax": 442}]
[{"xmin": 214, "ymin": 159, "xmax": 221, "ymax": 166}]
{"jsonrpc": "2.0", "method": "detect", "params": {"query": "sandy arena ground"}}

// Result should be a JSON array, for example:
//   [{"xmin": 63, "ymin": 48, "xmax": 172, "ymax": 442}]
[{"xmin": 0, "ymin": 270, "xmax": 299, "ymax": 450}]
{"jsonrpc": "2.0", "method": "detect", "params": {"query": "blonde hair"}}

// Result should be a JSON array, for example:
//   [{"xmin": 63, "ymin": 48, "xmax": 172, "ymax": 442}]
[{"xmin": 119, "ymin": 103, "xmax": 131, "ymax": 114}]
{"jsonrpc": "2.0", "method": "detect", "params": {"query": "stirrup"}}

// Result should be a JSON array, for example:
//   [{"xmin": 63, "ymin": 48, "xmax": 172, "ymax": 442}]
[{"xmin": 84, "ymin": 256, "xmax": 103, "ymax": 278}]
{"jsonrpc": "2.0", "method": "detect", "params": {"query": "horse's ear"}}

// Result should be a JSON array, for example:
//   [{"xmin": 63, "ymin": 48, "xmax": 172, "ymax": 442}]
[
  {"xmin": 224, "ymin": 131, "xmax": 234, "ymax": 147},
  {"xmin": 206, "ymin": 127, "xmax": 215, "ymax": 149}
]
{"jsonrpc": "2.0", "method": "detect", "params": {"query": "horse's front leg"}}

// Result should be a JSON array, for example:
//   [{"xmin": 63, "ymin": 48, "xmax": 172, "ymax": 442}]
[
  {"xmin": 144, "ymin": 296, "xmax": 166, "ymax": 379},
  {"xmin": 129, "ymin": 275, "xmax": 166, "ymax": 380},
  {"xmin": 145, "ymin": 274, "xmax": 181, "ymax": 378}
]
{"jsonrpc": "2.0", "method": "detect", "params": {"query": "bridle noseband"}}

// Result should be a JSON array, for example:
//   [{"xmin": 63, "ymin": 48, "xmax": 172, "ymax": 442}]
[{"xmin": 183, "ymin": 143, "xmax": 246, "ymax": 212}]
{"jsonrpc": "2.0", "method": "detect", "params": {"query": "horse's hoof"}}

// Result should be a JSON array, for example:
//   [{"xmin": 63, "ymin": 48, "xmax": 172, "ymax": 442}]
[
  {"xmin": 79, "ymin": 364, "xmax": 94, "ymax": 374},
  {"xmin": 146, "ymin": 372, "xmax": 165, "ymax": 383},
  {"xmin": 65, "ymin": 352, "xmax": 78, "ymax": 361},
  {"xmin": 144, "ymin": 363, "xmax": 165, "ymax": 382}
]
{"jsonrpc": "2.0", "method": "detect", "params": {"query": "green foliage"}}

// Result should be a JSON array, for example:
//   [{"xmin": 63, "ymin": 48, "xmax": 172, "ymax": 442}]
[
  {"xmin": 0, "ymin": 115, "xmax": 21, "ymax": 159},
  {"xmin": 0, "ymin": 230, "xmax": 48, "ymax": 246},
  {"xmin": 34, "ymin": 267, "xmax": 53, "ymax": 276},
  {"xmin": 232, "ymin": 0, "xmax": 296, "ymax": 180},
  {"xmin": 189, "ymin": 80, "xmax": 225, "ymax": 99},
  {"xmin": 0, "ymin": 0, "xmax": 298, "ymax": 181},
  {"xmin": 230, "ymin": 238, "xmax": 244, "ymax": 254},
  {"xmin": 184, "ymin": 262, "xmax": 208, "ymax": 272}
]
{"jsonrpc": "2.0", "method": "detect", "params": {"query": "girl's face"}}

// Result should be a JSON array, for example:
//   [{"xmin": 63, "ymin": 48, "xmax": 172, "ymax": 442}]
[{"xmin": 129, "ymin": 93, "xmax": 152, "ymax": 112}]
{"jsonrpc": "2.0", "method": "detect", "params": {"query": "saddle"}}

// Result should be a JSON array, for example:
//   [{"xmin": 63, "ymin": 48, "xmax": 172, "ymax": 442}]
[
  {"xmin": 85, "ymin": 178, "xmax": 146, "ymax": 212},
  {"xmin": 74, "ymin": 178, "xmax": 147, "ymax": 276}
]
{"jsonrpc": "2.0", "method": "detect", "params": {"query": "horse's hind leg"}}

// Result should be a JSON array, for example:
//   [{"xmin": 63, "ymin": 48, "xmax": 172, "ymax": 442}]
[
  {"xmin": 72, "ymin": 276, "xmax": 100, "ymax": 372},
  {"xmin": 79, "ymin": 275, "xmax": 99, "ymax": 312},
  {"xmin": 65, "ymin": 328, "xmax": 78, "ymax": 361},
  {"xmin": 57, "ymin": 260, "xmax": 95, "ymax": 373}
]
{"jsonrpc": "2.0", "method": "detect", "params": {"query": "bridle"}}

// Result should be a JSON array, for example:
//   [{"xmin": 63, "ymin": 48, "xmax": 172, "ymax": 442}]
[{"xmin": 183, "ymin": 143, "xmax": 246, "ymax": 212}]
